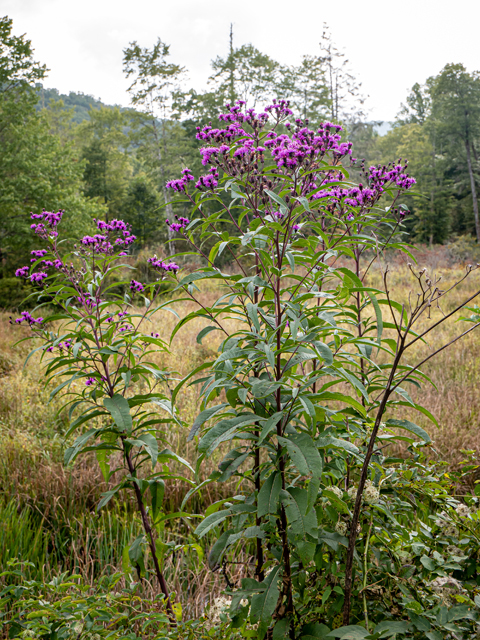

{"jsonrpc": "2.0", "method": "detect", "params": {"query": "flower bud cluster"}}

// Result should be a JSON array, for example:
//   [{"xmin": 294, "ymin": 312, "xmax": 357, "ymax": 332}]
[
  {"xmin": 10, "ymin": 310, "xmax": 43, "ymax": 326},
  {"xmin": 195, "ymin": 167, "xmax": 219, "ymax": 191},
  {"xmin": 80, "ymin": 219, "xmax": 136, "ymax": 256},
  {"xmin": 30, "ymin": 209, "xmax": 64, "ymax": 239},
  {"xmin": 165, "ymin": 168, "xmax": 194, "ymax": 193},
  {"xmin": 129, "ymin": 279, "xmax": 144, "ymax": 293},
  {"xmin": 147, "ymin": 255, "xmax": 179, "ymax": 273},
  {"xmin": 346, "ymin": 480, "xmax": 380, "ymax": 504},
  {"xmin": 166, "ymin": 216, "xmax": 190, "ymax": 233}
]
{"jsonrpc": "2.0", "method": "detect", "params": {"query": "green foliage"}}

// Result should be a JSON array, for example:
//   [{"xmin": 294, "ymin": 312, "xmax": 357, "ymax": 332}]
[
  {"xmin": 166, "ymin": 101, "xmax": 480, "ymax": 637},
  {"xmin": 0, "ymin": 561, "xmax": 170, "ymax": 639}
]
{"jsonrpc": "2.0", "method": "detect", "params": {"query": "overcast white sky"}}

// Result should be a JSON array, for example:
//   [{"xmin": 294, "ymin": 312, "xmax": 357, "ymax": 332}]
[{"xmin": 3, "ymin": 0, "xmax": 480, "ymax": 122}]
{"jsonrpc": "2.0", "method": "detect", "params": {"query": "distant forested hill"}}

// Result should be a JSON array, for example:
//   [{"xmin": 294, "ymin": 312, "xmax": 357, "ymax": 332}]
[{"xmin": 35, "ymin": 86, "xmax": 117, "ymax": 122}]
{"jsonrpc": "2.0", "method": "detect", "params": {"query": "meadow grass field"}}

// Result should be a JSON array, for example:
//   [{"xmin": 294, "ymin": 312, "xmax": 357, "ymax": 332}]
[{"xmin": 2, "ymin": 248, "xmax": 480, "ymax": 621}]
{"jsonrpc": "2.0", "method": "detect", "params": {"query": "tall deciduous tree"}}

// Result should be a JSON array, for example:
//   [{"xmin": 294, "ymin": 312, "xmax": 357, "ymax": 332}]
[
  {"xmin": 0, "ymin": 16, "xmax": 102, "ymax": 275},
  {"xmin": 431, "ymin": 64, "xmax": 480, "ymax": 241},
  {"xmin": 123, "ymin": 39, "xmax": 186, "ymax": 253},
  {"xmin": 318, "ymin": 24, "xmax": 367, "ymax": 122}
]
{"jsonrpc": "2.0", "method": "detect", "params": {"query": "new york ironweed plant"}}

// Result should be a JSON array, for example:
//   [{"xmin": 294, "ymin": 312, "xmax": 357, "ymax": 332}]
[
  {"xmin": 12, "ymin": 212, "xmax": 192, "ymax": 624},
  {"xmin": 164, "ymin": 100, "xmax": 480, "ymax": 638},
  {"xmin": 12, "ymin": 99, "xmax": 480, "ymax": 640}
]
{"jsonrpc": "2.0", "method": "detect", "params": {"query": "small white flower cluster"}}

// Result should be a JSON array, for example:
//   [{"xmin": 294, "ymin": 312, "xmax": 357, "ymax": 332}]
[
  {"xmin": 347, "ymin": 485, "xmax": 357, "ymax": 501},
  {"xmin": 346, "ymin": 480, "xmax": 380, "ymax": 505},
  {"xmin": 205, "ymin": 595, "xmax": 231, "ymax": 628},
  {"xmin": 364, "ymin": 480, "xmax": 380, "ymax": 504},
  {"xmin": 325, "ymin": 485, "xmax": 343, "ymax": 505},
  {"xmin": 436, "ymin": 511, "xmax": 458, "ymax": 537},
  {"xmin": 335, "ymin": 521, "xmax": 348, "ymax": 536},
  {"xmin": 455, "ymin": 502, "xmax": 471, "ymax": 518}
]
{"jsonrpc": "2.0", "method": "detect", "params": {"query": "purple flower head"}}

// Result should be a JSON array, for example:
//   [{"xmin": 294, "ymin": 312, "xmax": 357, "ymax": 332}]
[
  {"xmin": 347, "ymin": 213, "xmax": 355, "ymax": 221},
  {"xmin": 46, "ymin": 346, "xmax": 54, "ymax": 353},
  {"xmin": 265, "ymin": 99, "xmax": 293, "ymax": 119},
  {"xmin": 85, "ymin": 377, "xmax": 95, "ymax": 386},
  {"xmin": 15, "ymin": 266, "xmax": 29, "ymax": 278},
  {"xmin": 31, "ymin": 249, "xmax": 48, "ymax": 260},
  {"xmin": 195, "ymin": 167, "xmax": 219, "ymax": 191},
  {"xmin": 166, "ymin": 168, "xmax": 195, "ymax": 192},
  {"xmin": 151, "ymin": 332, "xmax": 160, "ymax": 338},
  {"xmin": 130, "ymin": 279, "xmax": 144, "ymax": 293},
  {"xmin": 13, "ymin": 311, "xmax": 43, "ymax": 327},
  {"xmin": 292, "ymin": 224, "xmax": 300, "ymax": 232},
  {"xmin": 118, "ymin": 325, "xmax": 133, "ymax": 333},
  {"xmin": 76, "ymin": 295, "xmax": 97, "ymax": 310},
  {"xmin": 30, "ymin": 272, "xmax": 48, "ymax": 284},
  {"xmin": 167, "ymin": 216, "xmax": 190, "ymax": 233},
  {"xmin": 30, "ymin": 210, "xmax": 64, "ymax": 238},
  {"xmin": 118, "ymin": 311, "xmax": 127, "ymax": 318},
  {"xmin": 147, "ymin": 255, "xmax": 179, "ymax": 273}
]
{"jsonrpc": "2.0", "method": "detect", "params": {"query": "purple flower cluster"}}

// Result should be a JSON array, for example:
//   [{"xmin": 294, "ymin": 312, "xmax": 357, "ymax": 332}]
[
  {"xmin": 264, "ymin": 99, "xmax": 294, "ymax": 118},
  {"xmin": 311, "ymin": 161, "xmax": 416, "ymax": 211},
  {"xmin": 147, "ymin": 255, "xmax": 179, "ymax": 273},
  {"xmin": 85, "ymin": 377, "xmax": 95, "ymax": 386},
  {"xmin": 15, "ymin": 266, "xmax": 30, "ymax": 278},
  {"xmin": 166, "ymin": 216, "xmax": 190, "ymax": 233},
  {"xmin": 79, "ymin": 219, "xmax": 136, "ymax": 256},
  {"xmin": 30, "ymin": 249, "xmax": 48, "ymax": 262},
  {"xmin": 129, "ymin": 279, "xmax": 144, "ymax": 293},
  {"xmin": 30, "ymin": 209, "xmax": 64, "ymax": 238},
  {"xmin": 166, "ymin": 168, "xmax": 195, "ymax": 193},
  {"xmin": 75, "ymin": 295, "xmax": 97, "ymax": 310},
  {"xmin": 368, "ymin": 163, "xmax": 416, "ymax": 191},
  {"xmin": 196, "ymin": 122, "xmax": 247, "ymax": 144},
  {"xmin": 12, "ymin": 311, "xmax": 43, "ymax": 326},
  {"xmin": 195, "ymin": 167, "xmax": 219, "ymax": 191},
  {"xmin": 200, "ymin": 145, "xmax": 230, "ymax": 166},
  {"xmin": 264, "ymin": 122, "xmax": 351, "ymax": 171},
  {"xmin": 30, "ymin": 272, "xmax": 48, "ymax": 284}
]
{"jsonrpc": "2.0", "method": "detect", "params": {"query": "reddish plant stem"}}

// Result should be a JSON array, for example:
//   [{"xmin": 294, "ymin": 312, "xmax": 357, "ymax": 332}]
[{"xmin": 124, "ymin": 447, "xmax": 176, "ymax": 625}]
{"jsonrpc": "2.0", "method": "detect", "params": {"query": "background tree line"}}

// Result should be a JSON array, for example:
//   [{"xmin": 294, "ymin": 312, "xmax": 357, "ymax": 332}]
[{"xmin": 1, "ymin": 14, "xmax": 480, "ymax": 284}]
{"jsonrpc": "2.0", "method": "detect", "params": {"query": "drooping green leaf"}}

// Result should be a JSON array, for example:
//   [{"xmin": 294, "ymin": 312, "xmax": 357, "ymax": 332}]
[
  {"xmin": 385, "ymin": 419, "xmax": 431, "ymax": 444},
  {"xmin": 103, "ymin": 394, "xmax": 132, "ymax": 434},
  {"xmin": 258, "ymin": 472, "xmax": 282, "ymax": 517},
  {"xmin": 250, "ymin": 564, "xmax": 282, "ymax": 639},
  {"xmin": 188, "ymin": 403, "xmax": 229, "ymax": 441},
  {"xmin": 195, "ymin": 509, "xmax": 232, "ymax": 538}
]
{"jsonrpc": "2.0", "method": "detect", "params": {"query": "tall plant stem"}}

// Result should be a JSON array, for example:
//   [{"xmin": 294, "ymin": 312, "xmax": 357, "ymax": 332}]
[
  {"xmin": 125, "ymin": 448, "xmax": 176, "ymax": 625},
  {"xmin": 362, "ymin": 515, "xmax": 374, "ymax": 632},
  {"xmin": 342, "ymin": 336, "xmax": 404, "ymax": 625},
  {"xmin": 254, "ymin": 255, "xmax": 264, "ymax": 581}
]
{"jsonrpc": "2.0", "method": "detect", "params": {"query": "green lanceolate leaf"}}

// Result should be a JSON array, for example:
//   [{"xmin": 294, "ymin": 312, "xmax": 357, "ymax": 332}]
[
  {"xmin": 135, "ymin": 432, "xmax": 159, "ymax": 468},
  {"xmin": 195, "ymin": 509, "xmax": 232, "ymax": 538},
  {"xmin": 188, "ymin": 403, "xmax": 229, "ymax": 441},
  {"xmin": 103, "ymin": 394, "xmax": 132, "ymax": 435},
  {"xmin": 280, "ymin": 487, "xmax": 318, "ymax": 539},
  {"xmin": 149, "ymin": 479, "xmax": 165, "ymax": 522},
  {"xmin": 218, "ymin": 448, "xmax": 249, "ymax": 482},
  {"xmin": 258, "ymin": 472, "xmax": 282, "ymax": 517},
  {"xmin": 250, "ymin": 564, "xmax": 282, "ymax": 639},
  {"xmin": 198, "ymin": 413, "xmax": 263, "ymax": 456},
  {"xmin": 277, "ymin": 432, "xmax": 323, "ymax": 478},
  {"xmin": 316, "ymin": 436, "xmax": 359, "ymax": 455},
  {"xmin": 385, "ymin": 418, "xmax": 431, "ymax": 444}
]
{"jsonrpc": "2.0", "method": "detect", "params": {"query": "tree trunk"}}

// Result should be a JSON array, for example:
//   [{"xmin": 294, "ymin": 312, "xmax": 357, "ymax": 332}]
[{"xmin": 465, "ymin": 139, "xmax": 480, "ymax": 242}]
